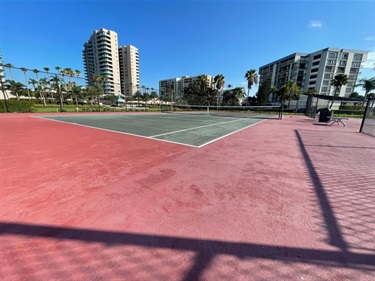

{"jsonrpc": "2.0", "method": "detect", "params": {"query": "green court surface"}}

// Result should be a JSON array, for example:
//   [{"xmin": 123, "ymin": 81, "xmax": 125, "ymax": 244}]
[{"xmin": 38, "ymin": 113, "xmax": 269, "ymax": 147}]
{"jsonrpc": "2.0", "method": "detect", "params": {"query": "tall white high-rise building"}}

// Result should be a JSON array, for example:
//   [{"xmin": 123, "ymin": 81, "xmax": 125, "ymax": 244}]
[
  {"xmin": 118, "ymin": 45, "xmax": 139, "ymax": 97},
  {"xmin": 82, "ymin": 28, "xmax": 121, "ymax": 95},
  {"xmin": 259, "ymin": 47, "xmax": 368, "ymax": 99}
]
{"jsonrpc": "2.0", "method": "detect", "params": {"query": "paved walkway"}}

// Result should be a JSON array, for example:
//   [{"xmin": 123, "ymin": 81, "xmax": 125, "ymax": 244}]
[{"xmin": 1, "ymin": 114, "xmax": 374, "ymax": 280}]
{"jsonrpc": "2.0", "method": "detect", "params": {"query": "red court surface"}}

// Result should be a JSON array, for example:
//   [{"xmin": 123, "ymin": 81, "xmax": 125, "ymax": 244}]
[{"xmin": 1, "ymin": 113, "xmax": 374, "ymax": 281}]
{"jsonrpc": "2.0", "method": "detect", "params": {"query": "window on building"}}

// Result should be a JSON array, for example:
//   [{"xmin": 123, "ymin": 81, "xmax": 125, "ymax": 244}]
[
  {"xmin": 328, "ymin": 52, "xmax": 337, "ymax": 58},
  {"xmin": 346, "ymin": 88, "xmax": 352, "ymax": 93},
  {"xmin": 350, "ymin": 68, "xmax": 358, "ymax": 74},
  {"xmin": 325, "ymin": 66, "xmax": 334, "ymax": 72},
  {"xmin": 349, "ymin": 75, "xmax": 357, "ymax": 80},
  {"xmin": 324, "ymin": 73, "xmax": 332, "ymax": 79},
  {"xmin": 339, "ymin": 61, "xmax": 346, "ymax": 66},
  {"xmin": 310, "ymin": 74, "xmax": 317, "ymax": 79},
  {"xmin": 352, "ymin": 61, "xmax": 360, "ymax": 67},
  {"xmin": 323, "ymin": 80, "xmax": 330, "ymax": 85},
  {"xmin": 341, "ymin": 53, "xmax": 349, "ymax": 59},
  {"xmin": 327, "ymin": 60, "xmax": 336, "ymax": 65},
  {"xmin": 322, "ymin": 87, "xmax": 328, "ymax": 92},
  {"xmin": 313, "ymin": 54, "xmax": 322, "ymax": 60},
  {"xmin": 353, "ymin": 54, "xmax": 362, "ymax": 60}
]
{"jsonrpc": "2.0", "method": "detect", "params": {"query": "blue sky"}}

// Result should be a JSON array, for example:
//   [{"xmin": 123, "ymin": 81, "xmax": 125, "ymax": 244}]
[{"xmin": 1, "ymin": 0, "xmax": 374, "ymax": 95}]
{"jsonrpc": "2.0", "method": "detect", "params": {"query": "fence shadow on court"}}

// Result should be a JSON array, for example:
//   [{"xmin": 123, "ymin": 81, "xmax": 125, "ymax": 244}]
[
  {"xmin": 1, "ymin": 221, "xmax": 374, "ymax": 281},
  {"xmin": 295, "ymin": 129, "xmax": 375, "ymax": 255}
]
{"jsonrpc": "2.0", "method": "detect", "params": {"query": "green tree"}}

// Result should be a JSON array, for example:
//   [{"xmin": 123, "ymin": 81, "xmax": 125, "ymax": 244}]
[
  {"xmin": 43, "ymin": 67, "xmax": 50, "ymax": 79},
  {"xmin": 74, "ymin": 69, "xmax": 81, "ymax": 85},
  {"xmin": 329, "ymin": 74, "xmax": 348, "ymax": 108},
  {"xmin": 150, "ymin": 91, "xmax": 158, "ymax": 107},
  {"xmin": 142, "ymin": 92, "xmax": 150, "ymax": 106},
  {"xmin": 133, "ymin": 90, "xmax": 142, "ymax": 106},
  {"xmin": 71, "ymin": 85, "xmax": 83, "ymax": 108},
  {"xmin": 182, "ymin": 75, "xmax": 218, "ymax": 105},
  {"xmin": 244, "ymin": 69, "xmax": 258, "ymax": 97},
  {"xmin": 6, "ymin": 80, "xmax": 24, "ymax": 100},
  {"xmin": 20, "ymin": 67, "xmax": 31, "ymax": 100},
  {"xmin": 4, "ymin": 63, "xmax": 15, "ymax": 81},
  {"xmin": 50, "ymin": 75, "xmax": 64, "ymax": 111},
  {"xmin": 357, "ymin": 77, "xmax": 375, "ymax": 104},
  {"xmin": 256, "ymin": 75, "xmax": 271, "ymax": 105},
  {"xmin": 284, "ymin": 80, "xmax": 300, "ymax": 109},
  {"xmin": 221, "ymin": 87, "xmax": 245, "ymax": 106},
  {"xmin": 214, "ymin": 74, "xmax": 225, "ymax": 105}
]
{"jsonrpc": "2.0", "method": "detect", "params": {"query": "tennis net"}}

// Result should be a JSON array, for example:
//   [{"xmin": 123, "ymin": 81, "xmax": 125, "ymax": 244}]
[{"xmin": 160, "ymin": 104, "xmax": 282, "ymax": 120}]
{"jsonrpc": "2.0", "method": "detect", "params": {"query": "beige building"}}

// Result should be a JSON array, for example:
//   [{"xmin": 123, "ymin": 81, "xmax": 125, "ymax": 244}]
[
  {"xmin": 259, "ymin": 48, "xmax": 368, "ymax": 100},
  {"xmin": 82, "ymin": 28, "xmax": 121, "ymax": 95},
  {"xmin": 159, "ymin": 75, "xmax": 214, "ymax": 100},
  {"xmin": 119, "ymin": 45, "xmax": 139, "ymax": 97}
]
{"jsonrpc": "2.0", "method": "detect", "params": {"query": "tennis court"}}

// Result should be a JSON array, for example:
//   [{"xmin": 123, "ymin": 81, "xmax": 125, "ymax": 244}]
[
  {"xmin": 1, "ymin": 113, "xmax": 374, "ymax": 281},
  {"xmin": 38, "ymin": 107, "xmax": 279, "ymax": 147}
]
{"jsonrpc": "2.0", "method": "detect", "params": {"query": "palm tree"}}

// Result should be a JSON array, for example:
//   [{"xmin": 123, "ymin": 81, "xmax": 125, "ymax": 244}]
[
  {"xmin": 214, "ymin": 74, "xmax": 225, "ymax": 105},
  {"xmin": 43, "ymin": 67, "xmax": 50, "ymax": 79},
  {"xmin": 50, "ymin": 75, "xmax": 64, "ymax": 111},
  {"xmin": 63, "ymin": 68, "xmax": 75, "ymax": 92},
  {"xmin": 284, "ymin": 80, "xmax": 300, "ymax": 109},
  {"xmin": 55, "ymin": 66, "xmax": 61, "ymax": 75},
  {"xmin": 4, "ymin": 63, "xmax": 15, "ymax": 81},
  {"xmin": 32, "ymin": 69, "xmax": 40, "ymax": 83},
  {"xmin": 133, "ymin": 90, "xmax": 142, "ymax": 106},
  {"xmin": 20, "ymin": 67, "xmax": 31, "ymax": 100},
  {"xmin": 39, "ymin": 77, "xmax": 48, "ymax": 106},
  {"xmin": 329, "ymin": 73, "xmax": 348, "ymax": 108},
  {"xmin": 150, "ymin": 91, "xmax": 158, "ymax": 107},
  {"xmin": 357, "ymin": 77, "xmax": 375, "ymax": 104},
  {"xmin": 5, "ymin": 80, "xmax": 24, "ymax": 100},
  {"xmin": 92, "ymin": 74, "xmax": 108, "ymax": 110},
  {"xmin": 29, "ymin": 78, "xmax": 38, "ymax": 92},
  {"xmin": 227, "ymin": 84, "xmax": 232, "ymax": 90},
  {"xmin": 74, "ymin": 69, "xmax": 81, "ymax": 85},
  {"xmin": 245, "ymin": 69, "xmax": 258, "ymax": 97}
]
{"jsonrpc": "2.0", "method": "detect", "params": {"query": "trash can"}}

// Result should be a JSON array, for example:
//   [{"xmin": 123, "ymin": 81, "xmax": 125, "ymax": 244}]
[{"xmin": 319, "ymin": 108, "xmax": 331, "ymax": 122}]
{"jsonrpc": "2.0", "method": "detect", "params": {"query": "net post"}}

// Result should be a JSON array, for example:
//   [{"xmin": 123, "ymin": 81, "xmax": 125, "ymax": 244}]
[
  {"xmin": 279, "ymin": 106, "xmax": 282, "ymax": 120},
  {"xmin": 207, "ymin": 106, "xmax": 209, "ymax": 115}
]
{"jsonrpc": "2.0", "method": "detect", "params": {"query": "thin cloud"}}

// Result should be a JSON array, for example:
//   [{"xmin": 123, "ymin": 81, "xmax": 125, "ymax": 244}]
[
  {"xmin": 309, "ymin": 20, "xmax": 323, "ymax": 28},
  {"xmin": 362, "ymin": 52, "xmax": 375, "ymax": 68},
  {"xmin": 363, "ymin": 36, "xmax": 375, "ymax": 41}
]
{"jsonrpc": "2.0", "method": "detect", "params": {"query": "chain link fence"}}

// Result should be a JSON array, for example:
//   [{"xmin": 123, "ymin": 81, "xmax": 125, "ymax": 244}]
[{"xmin": 360, "ymin": 98, "xmax": 375, "ymax": 136}]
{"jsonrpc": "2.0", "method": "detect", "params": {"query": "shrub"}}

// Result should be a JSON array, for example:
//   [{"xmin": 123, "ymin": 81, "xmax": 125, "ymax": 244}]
[{"xmin": 0, "ymin": 99, "xmax": 33, "ymax": 113}]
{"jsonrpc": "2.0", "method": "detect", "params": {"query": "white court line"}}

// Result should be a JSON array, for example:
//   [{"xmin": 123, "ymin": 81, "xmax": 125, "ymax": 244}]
[
  {"xmin": 150, "ymin": 118, "xmax": 246, "ymax": 138},
  {"xmin": 34, "ymin": 116, "xmax": 199, "ymax": 148},
  {"xmin": 34, "ymin": 115, "xmax": 267, "ymax": 148},
  {"xmin": 198, "ymin": 119, "xmax": 267, "ymax": 148}
]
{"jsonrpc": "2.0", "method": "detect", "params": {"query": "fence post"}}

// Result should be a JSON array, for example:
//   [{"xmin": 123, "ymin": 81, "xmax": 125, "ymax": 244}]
[{"xmin": 359, "ymin": 98, "xmax": 371, "ymax": 133}]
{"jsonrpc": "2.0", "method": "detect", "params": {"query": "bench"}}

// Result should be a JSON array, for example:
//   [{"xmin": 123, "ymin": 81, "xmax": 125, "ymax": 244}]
[{"xmin": 327, "ymin": 116, "xmax": 349, "ymax": 127}]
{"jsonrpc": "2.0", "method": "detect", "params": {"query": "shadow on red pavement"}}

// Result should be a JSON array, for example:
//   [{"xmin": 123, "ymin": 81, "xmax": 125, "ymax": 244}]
[{"xmin": 1, "ymin": 222, "xmax": 374, "ymax": 281}]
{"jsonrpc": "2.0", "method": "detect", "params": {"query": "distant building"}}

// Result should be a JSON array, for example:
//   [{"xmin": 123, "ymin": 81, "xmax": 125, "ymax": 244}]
[
  {"xmin": 119, "ymin": 45, "xmax": 139, "ymax": 97},
  {"xmin": 83, "ymin": 28, "xmax": 140, "ymax": 97},
  {"xmin": 259, "ymin": 47, "xmax": 368, "ymax": 100},
  {"xmin": 159, "ymin": 75, "xmax": 214, "ymax": 100}
]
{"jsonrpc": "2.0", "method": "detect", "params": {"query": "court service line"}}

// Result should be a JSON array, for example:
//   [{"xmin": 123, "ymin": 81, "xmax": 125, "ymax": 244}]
[
  {"xmin": 197, "ymin": 119, "xmax": 267, "ymax": 148},
  {"xmin": 149, "ymin": 118, "xmax": 247, "ymax": 138}
]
